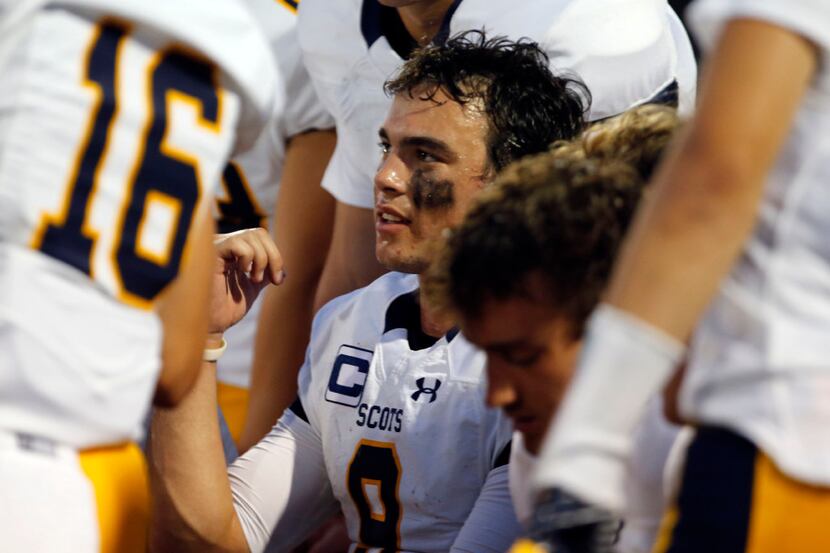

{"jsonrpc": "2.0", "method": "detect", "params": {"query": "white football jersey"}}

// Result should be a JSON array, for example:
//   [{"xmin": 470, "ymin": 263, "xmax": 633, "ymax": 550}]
[
  {"xmin": 298, "ymin": 0, "xmax": 697, "ymax": 208},
  {"xmin": 216, "ymin": 0, "xmax": 335, "ymax": 389},
  {"xmin": 0, "ymin": 1, "xmax": 277, "ymax": 448},
  {"xmin": 229, "ymin": 272, "xmax": 518, "ymax": 552},
  {"xmin": 682, "ymin": 0, "xmax": 830, "ymax": 484},
  {"xmin": 509, "ymin": 399, "xmax": 679, "ymax": 553}
]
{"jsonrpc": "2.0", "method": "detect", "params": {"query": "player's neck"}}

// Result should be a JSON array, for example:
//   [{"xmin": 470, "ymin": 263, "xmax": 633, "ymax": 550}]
[
  {"xmin": 417, "ymin": 280, "xmax": 455, "ymax": 338},
  {"xmin": 396, "ymin": 0, "xmax": 455, "ymax": 46}
]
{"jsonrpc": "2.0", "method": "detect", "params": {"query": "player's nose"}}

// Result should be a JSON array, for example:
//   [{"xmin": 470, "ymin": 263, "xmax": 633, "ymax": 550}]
[
  {"xmin": 374, "ymin": 152, "xmax": 408, "ymax": 199},
  {"xmin": 485, "ymin": 359, "xmax": 518, "ymax": 408}
]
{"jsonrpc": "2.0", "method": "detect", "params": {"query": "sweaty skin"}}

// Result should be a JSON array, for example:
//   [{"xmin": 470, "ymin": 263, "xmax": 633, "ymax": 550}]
[{"xmin": 411, "ymin": 168, "xmax": 455, "ymax": 210}]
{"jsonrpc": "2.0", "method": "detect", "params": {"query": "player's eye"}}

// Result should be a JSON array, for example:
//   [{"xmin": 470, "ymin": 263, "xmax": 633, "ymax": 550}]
[
  {"xmin": 416, "ymin": 149, "xmax": 438, "ymax": 163},
  {"xmin": 378, "ymin": 140, "xmax": 391, "ymax": 156}
]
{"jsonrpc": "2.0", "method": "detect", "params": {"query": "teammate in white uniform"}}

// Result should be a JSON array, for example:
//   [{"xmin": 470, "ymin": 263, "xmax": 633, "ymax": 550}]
[
  {"xmin": 525, "ymin": 1, "xmax": 830, "ymax": 552},
  {"xmin": 148, "ymin": 33, "xmax": 589, "ymax": 552},
  {"xmin": 213, "ymin": 0, "xmax": 335, "ymax": 446},
  {"xmin": 0, "ymin": 2, "xmax": 276, "ymax": 551},
  {"xmin": 426, "ymin": 106, "xmax": 683, "ymax": 553},
  {"xmin": 243, "ymin": 0, "xmax": 699, "ymax": 446}
]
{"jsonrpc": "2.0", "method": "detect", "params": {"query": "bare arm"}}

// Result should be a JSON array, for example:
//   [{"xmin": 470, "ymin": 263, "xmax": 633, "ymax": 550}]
[
  {"xmin": 240, "ymin": 129, "xmax": 336, "ymax": 451},
  {"xmin": 150, "ymin": 361, "xmax": 249, "ymax": 553},
  {"xmin": 149, "ymin": 230, "xmax": 284, "ymax": 552},
  {"xmin": 153, "ymin": 204, "xmax": 215, "ymax": 406},
  {"xmin": 605, "ymin": 18, "xmax": 818, "ymax": 339},
  {"xmin": 529, "ymin": 16, "xmax": 823, "ymax": 521}
]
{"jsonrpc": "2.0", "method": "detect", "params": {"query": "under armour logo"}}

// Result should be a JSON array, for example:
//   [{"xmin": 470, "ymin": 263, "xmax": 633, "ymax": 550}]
[{"xmin": 411, "ymin": 377, "xmax": 442, "ymax": 403}]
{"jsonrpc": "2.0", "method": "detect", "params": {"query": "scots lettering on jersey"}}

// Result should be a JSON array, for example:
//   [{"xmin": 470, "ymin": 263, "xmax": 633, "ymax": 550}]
[
  {"xmin": 325, "ymin": 344, "xmax": 374, "ymax": 407},
  {"xmin": 355, "ymin": 403, "xmax": 403, "ymax": 433}
]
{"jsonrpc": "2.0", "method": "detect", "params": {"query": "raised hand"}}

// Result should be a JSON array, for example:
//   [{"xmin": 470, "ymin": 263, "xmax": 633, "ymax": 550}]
[{"xmin": 208, "ymin": 228, "xmax": 286, "ymax": 335}]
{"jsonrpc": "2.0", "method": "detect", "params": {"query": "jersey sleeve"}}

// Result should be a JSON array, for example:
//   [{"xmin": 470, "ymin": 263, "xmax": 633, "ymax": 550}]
[
  {"xmin": 689, "ymin": 0, "xmax": 830, "ymax": 56},
  {"xmin": 540, "ymin": 0, "xmax": 680, "ymax": 120},
  {"xmin": 449, "ymin": 464, "xmax": 523, "ymax": 552},
  {"xmin": 228, "ymin": 408, "xmax": 338, "ymax": 553},
  {"xmin": 507, "ymin": 432, "xmax": 537, "ymax": 529},
  {"xmin": 319, "ymin": 128, "xmax": 374, "ymax": 208},
  {"xmin": 282, "ymin": 48, "xmax": 334, "ymax": 137}
]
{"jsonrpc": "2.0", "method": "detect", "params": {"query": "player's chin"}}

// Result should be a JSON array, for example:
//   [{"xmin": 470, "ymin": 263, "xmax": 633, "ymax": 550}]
[{"xmin": 376, "ymin": 247, "xmax": 428, "ymax": 274}]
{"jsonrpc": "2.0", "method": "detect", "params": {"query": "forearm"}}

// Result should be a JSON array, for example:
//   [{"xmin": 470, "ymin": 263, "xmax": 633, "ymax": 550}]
[
  {"xmin": 154, "ymin": 205, "xmax": 214, "ymax": 406},
  {"xmin": 605, "ymin": 18, "xmax": 818, "ymax": 340},
  {"xmin": 149, "ymin": 356, "xmax": 248, "ymax": 553},
  {"xmin": 604, "ymin": 132, "xmax": 764, "ymax": 341}
]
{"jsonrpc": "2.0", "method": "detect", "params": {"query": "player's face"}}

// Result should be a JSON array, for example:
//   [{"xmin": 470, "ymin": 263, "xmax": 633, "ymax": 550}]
[
  {"xmin": 374, "ymin": 89, "xmax": 490, "ymax": 273},
  {"xmin": 461, "ymin": 273, "xmax": 582, "ymax": 455}
]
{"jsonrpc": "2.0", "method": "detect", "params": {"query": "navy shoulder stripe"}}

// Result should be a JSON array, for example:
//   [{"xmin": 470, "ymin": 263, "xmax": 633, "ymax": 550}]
[
  {"xmin": 494, "ymin": 440, "xmax": 512, "ymax": 469},
  {"xmin": 289, "ymin": 396, "xmax": 309, "ymax": 423}
]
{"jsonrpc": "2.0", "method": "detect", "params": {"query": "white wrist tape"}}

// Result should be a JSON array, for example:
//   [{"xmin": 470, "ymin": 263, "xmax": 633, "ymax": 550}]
[
  {"xmin": 532, "ymin": 304, "xmax": 684, "ymax": 512},
  {"xmin": 203, "ymin": 338, "xmax": 227, "ymax": 362}
]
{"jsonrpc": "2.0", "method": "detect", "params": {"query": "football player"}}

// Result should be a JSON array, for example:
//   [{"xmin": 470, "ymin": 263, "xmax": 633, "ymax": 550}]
[
  {"xmin": 214, "ymin": 0, "xmax": 336, "ymax": 450},
  {"xmin": 425, "ymin": 105, "xmax": 682, "ymax": 553},
  {"xmin": 241, "ymin": 0, "xmax": 699, "ymax": 445},
  {"xmin": 528, "ymin": 0, "xmax": 830, "ymax": 552},
  {"xmin": 0, "ymin": 1, "xmax": 278, "ymax": 552},
  {"xmin": 148, "ymin": 32, "xmax": 588, "ymax": 552}
]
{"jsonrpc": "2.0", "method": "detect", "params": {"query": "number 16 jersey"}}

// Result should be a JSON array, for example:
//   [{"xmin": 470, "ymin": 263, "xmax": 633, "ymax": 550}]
[{"xmin": 0, "ymin": 0, "xmax": 278, "ymax": 449}]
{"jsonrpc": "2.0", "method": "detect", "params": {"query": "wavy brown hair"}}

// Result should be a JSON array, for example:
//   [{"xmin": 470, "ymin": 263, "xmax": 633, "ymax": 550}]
[{"xmin": 425, "ymin": 105, "xmax": 681, "ymax": 337}]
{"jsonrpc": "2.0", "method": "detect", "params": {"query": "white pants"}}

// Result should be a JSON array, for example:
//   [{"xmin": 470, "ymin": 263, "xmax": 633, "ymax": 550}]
[{"xmin": 0, "ymin": 431, "xmax": 98, "ymax": 552}]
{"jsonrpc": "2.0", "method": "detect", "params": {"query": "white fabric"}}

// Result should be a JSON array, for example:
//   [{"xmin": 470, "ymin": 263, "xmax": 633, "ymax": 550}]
[
  {"xmin": 509, "ymin": 401, "xmax": 680, "ymax": 553},
  {"xmin": 533, "ymin": 305, "xmax": 684, "ymax": 512},
  {"xmin": 216, "ymin": 0, "xmax": 334, "ymax": 389},
  {"xmin": 230, "ymin": 410, "xmax": 339, "ymax": 553},
  {"xmin": 299, "ymin": 0, "xmax": 697, "ymax": 208},
  {"xmin": 676, "ymin": 0, "xmax": 830, "ymax": 485},
  {"xmin": 228, "ymin": 272, "xmax": 517, "ymax": 552},
  {"xmin": 450, "ymin": 465, "xmax": 522, "ymax": 553},
  {"xmin": 0, "ymin": 431, "xmax": 98, "ymax": 552},
  {"xmin": 616, "ymin": 398, "xmax": 679, "ymax": 553},
  {"xmin": 0, "ymin": 4, "xmax": 277, "ymax": 447}
]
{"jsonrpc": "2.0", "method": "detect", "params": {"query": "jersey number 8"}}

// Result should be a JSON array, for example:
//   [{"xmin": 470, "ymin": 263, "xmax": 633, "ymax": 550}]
[{"xmin": 347, "ymin": 440, "xmax": 403, "ymax": 550}]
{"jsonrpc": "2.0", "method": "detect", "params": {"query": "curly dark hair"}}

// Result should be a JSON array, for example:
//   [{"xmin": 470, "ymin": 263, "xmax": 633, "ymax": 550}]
[
  {"xmin": 384, "ymin": 30, "xmax": 591, "ymax": 172},
  {"xmin": 425, "ymin": 106, "xmax": 681, "ymax": 337}
]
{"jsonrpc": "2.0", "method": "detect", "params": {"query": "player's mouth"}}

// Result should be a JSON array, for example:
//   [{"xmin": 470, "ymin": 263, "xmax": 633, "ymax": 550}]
[{"xmin": 376, "ymin": 205, "xmax": 411, "ymax": 232}]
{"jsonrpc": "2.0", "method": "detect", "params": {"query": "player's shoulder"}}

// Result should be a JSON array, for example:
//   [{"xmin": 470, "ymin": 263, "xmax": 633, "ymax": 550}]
[
  {"xmin": 38, "ymin": 0, "xmax": 279, "ymax": 151},
  {"xmin": 303, "ymin": 272, "xmax": 417, "ymax": 389},
  {"xmin": 243, "ymin": 0, "xmax": 298, "ymax": 52},
  {"xmin": 689, "ymin": 0, "xmax": 830, "ymax": 56},
  {"xmin": 313, "ymin": 272, "xmax": 418, "ymax": 336},
  {"xmin": 297, "ymin": 0, "xmax": 365, "ymax": 81}
]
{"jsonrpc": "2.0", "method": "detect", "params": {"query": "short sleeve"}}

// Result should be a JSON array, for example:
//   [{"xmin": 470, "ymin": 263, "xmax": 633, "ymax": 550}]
[{"xmin": 689, "ymin": 0, "xmax": 830, "ymax": 56}]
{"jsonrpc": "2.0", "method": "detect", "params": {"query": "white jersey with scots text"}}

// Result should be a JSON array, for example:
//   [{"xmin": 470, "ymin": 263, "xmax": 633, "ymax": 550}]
[
  {"xmin": 228, "ymin": 272, "xmax": 519, "ymax": 552},
  {"xmin": 0, "ymin": 0, "xmax": 278, "ymax": 448},
  {"xmin": 216, "ymin": 0, "xmax": 334, "ymax": 389},
  {"xmin": 682, "ymin": 0, "xmax": 830, "ymax": 485},
  {"xmin": 298, "ymin": 0, "xmax": 697, "ymax": 208}
]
